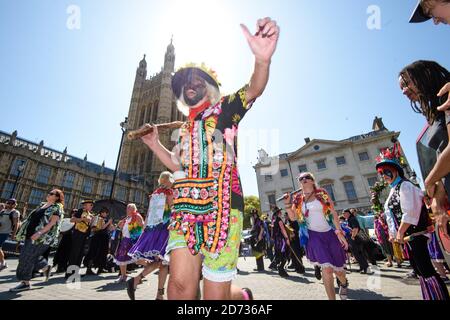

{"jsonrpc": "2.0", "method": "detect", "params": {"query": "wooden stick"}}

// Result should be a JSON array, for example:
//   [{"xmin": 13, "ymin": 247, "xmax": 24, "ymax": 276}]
[{"xmin": 126, "ymin": 121, "xmax": 185, "ymax": 140}]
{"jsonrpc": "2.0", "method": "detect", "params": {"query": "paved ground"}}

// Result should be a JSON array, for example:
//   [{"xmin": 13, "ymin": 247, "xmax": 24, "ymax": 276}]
[{"xmin": 1, "ymin": 255, "xmax": 441, "ymax": 300}]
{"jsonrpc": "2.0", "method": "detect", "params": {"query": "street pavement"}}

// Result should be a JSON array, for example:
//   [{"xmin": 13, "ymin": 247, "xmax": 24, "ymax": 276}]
[{"xmin": 0, "ymin": 255, "xmax": 439, "ymax": 300}]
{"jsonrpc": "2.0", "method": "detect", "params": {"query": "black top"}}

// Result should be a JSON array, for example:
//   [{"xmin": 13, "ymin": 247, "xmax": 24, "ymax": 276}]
[
  {"xmin": 347, "ymin": 215, "xmax": 361, "ymax": 231},
  {"xmin": 25, "ymin": 208, "xmax": 47, "ymax": 239},
  {"xmin": 417, "ymin": 111, "xmax": 450, "ymax": 202}
]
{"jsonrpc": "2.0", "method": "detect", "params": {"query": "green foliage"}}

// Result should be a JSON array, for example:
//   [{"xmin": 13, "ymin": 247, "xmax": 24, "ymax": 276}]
[
  {"xmin": 370, "ymin": 180, "xmax": 387, "ymax": 214},
  {"xmin": 243, "ymin": 195, "xmax": 261, "ymax": 230}
]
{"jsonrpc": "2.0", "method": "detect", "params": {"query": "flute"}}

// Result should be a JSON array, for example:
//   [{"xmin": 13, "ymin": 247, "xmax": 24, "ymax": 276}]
[{"xmin": 127, "ymin": 121, "xmax": 185, "ymax": 140}]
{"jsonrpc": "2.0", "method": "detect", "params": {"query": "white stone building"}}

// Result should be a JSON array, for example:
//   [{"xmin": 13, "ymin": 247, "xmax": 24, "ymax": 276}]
[{"xmin": 254, "ymin": 117, "xmax": 416, "ymax": 215}]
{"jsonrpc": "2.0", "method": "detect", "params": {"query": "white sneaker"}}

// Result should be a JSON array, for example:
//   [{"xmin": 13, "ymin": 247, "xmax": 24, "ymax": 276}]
[
  {"xmin": 114, "ymin": 276, "xmax": 127, "ymax": 284},
  {"xmin": 0, "ymin": 262, "xmax": 8, "ymax": 271},
  {"xmin": 9, "ymin": 282, "xmax": 31, "ymax": 292}
]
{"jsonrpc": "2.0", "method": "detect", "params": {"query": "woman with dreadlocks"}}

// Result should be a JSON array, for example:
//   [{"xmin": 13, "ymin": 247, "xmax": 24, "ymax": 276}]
[
  {"xmin": 399, "ymin": 61, "xmax": 450, "ymax": 202},
  {"xmin": 399, "ymin": 61, "xmax": 450, "ymax": 266}
]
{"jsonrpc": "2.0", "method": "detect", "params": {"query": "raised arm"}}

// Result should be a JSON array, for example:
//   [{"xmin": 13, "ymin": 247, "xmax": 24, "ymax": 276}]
[
  {"xmin": 141, "ymin": 125, "xmax": 181, "ymax": 173},
  {"xmin": 240, "ymin": 17, "xmax": 280, "ymax": 102}
]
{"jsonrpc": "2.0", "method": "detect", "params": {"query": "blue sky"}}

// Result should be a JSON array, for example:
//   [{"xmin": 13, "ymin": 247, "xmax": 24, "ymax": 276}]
[{"xmin": 0, "ymin": 0, "xmax": 449, "ymax": 197}]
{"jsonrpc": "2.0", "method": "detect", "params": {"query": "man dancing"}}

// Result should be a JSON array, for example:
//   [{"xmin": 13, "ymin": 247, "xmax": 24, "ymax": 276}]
[{"xmin": 140, "ymin": 17, "xmax": 279, "ymax": 300}]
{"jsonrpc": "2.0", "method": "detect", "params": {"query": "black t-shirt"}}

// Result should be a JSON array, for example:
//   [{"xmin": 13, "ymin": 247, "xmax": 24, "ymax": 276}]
[
  {"xmin": 417, "ymin": 111, "xmax": 450, "ymax": 202},
  {"xmin": 347, "ymin": 215, "xmax": 361, "ymax": 231},
  {"xmin": 26, "ymin": 208, "xmax": 47, "ymax": 239}
]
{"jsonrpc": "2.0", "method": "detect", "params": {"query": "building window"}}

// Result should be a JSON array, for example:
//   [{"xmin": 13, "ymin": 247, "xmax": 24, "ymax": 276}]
[
  {"xmin": 264, "ymin": 175, "xmax": 273, "ymax": 182},
  {"xmin": 10, "ymin": 159, "xmax": 26, "ymax": 177},
  {"xmin": 367, "ymin": 176, "xmax": 378, "ymax": 187},
  {"xmin": 83, "ymin": 178, "xmax": 93, "ymax": 194},
  {"xmin": 298, "ymin": 165, "xmax": 307, "ymax": 173},
  {"xmin": 343, "ymin": 181, "xmax": 358, "ymax": 201},
  {"xmin": 117, "ymin": 186, "xmax": 126, "ymax": 202},
  {"xmin": 29, "ymin": 189, "xmax": 45, "ymax": 206},
  {"xmin": 63, "ymin": 171, "xmax": 75, "ymax": 189},
  {"xmin": 1, "ymin": 182, "xmax": 14, "ymax": 199},
  {"xmin": 65, "ymin": 193, "xmax": 72, "ymax": 208},
  {"xmin": 36, "ymin": 165, "xmax": 52, "ymax": 184},
  {"xmin": 134, "ymin": 190, "xmax": 142, "ymax": 204},
  {"xmin": 322, "ymin": 184, "xmax": 336, "ymax": 202},
  {"xmin": 280, "ymin": 169, "xmax": 289, "ymax": 177},
  {"xmin": 336, "ymin": 156, "xmax": 346, "ymax": 166},
  {"xmin": 268, "ymin": 194, "xmax": 276, "ymax": 206},
  {"xmin": 102, "ymin": 182, "xmax": 112, "ymax": 197},
  {"xmin": 316, "ymin": 159, "xmax": 327, "ymax": 170},
  {"xmin": 358, "ymin": 152, "xmax": 370, "ymax": 161},
  {"xmin": 313, "ymin": 145, "xmax": 320, "ymax": 151}
]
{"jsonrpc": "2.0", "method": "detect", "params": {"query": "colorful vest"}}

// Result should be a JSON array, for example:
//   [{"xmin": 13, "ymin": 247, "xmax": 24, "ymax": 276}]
[{"xmin": 292, "ymin": 188, "xmax": 335, "ymax": 246}]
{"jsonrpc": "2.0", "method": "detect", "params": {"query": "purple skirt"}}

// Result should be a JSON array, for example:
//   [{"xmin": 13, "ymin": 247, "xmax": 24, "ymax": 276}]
[
  {"xmin": 428, "ymin": 232, "xmax": 444, "ymax": 262},
  {"xmin": 127, "ymin": 224, "xmax": 169, "ymax": 264},
  {"xmin": 114, "ymin": 237, "xmax": 135, "ymax": 266},
  {"xmin": 306, "ymin": 229, "xmax": 346, "ymax": 271}
]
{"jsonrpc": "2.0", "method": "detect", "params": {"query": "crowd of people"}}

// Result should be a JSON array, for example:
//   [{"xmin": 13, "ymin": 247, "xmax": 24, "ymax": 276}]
[{"xmin": 1, "ymin": 2, "xmax": 450, "ymax": 300}]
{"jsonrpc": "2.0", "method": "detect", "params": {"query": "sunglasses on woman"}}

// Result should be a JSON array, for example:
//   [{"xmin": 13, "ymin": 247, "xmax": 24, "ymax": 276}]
[
  {"xmin": 299, "ymin": 176, "xmax": 313, "ymax": 182},
  {"xmin": 48, "ymin": 192, "xmax": 58, "ymax": 196}
]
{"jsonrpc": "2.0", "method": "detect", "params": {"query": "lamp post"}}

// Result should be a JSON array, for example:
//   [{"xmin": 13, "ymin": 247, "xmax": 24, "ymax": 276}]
[
  {"xmin": 10, "ymin": 160, "xmax": 26, "ymax": 198},
  {"xmin": 110, "ymin": 117, "xmax": 128, "ymax": 200}
]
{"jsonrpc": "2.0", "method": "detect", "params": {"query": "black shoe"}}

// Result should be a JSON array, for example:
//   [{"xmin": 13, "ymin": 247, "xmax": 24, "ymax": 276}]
[
  {"xmin": 296, "ymin": 265, "xmax": 306, "ymax": 274},
  {"xmin": 126, "ymin": 278, "xmax": 136, "ymax": 300},
  {"xmin": 85, "ymin": 268, "xmax": 95, "ymax": 276},
  {"xmin": 314, "ymin": 265, "xmax": 322, "ymax": 280},
  {"xmin": 278, "ymin": 268, "xmax": 289, "ymax": 278},
  {"xmin": 287, "ymin": 264, "xmax": 295, "ymax": 270},
  {"xmin": 253, "ymin": 268, "xmax": 265, "ymax": 272}
]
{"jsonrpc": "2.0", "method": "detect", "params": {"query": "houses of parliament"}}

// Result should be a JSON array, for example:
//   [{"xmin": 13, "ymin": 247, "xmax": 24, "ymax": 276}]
[{"xmin": 0, "ymin": 40, "xmax": 184, "ymax": 217}]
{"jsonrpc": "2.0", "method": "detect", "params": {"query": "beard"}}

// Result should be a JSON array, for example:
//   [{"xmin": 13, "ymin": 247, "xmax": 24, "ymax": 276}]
[{"xmin": 182, "ymin": 86, "xmax": 207, "ymax": 106}]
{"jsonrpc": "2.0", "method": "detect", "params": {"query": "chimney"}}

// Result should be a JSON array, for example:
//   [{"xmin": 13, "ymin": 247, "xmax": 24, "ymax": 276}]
[{"xmin": 304, "ymin": 137, "xmax": 311, "ymax": 144}]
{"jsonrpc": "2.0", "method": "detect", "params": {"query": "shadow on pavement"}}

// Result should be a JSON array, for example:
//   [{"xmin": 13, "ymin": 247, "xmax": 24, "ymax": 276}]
[{"xmin": 94, "ymin": 281, "xmax": 127, "ymax": 292}]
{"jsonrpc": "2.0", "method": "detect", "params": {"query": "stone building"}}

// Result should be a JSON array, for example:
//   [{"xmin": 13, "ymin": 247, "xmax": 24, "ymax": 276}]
[
  {"xmin": 254, "ymin": 117, "xmax": 417, "ymax": 215},
  {"xmin": 0, "ymin": 130, "xmax": 145, "ymax": 217},
  {"xmin": 118, "ymin": 39, "xmax": 186, "ymax": 189}
]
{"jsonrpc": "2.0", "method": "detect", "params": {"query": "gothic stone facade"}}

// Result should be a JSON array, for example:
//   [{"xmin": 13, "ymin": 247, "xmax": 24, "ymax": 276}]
[{"xmin": 119, "ymin": 40, "xmax": 186, "ymax": 190}]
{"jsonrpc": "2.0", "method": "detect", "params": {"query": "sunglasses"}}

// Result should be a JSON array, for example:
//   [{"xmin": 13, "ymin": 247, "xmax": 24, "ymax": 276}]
[
  {"xmin": 299, "ymin": 176, "xmax": 313, "ymax": 182},
  {"xmin": 6, "ymin": 202, "xmax": 15, "ymax": 205},
  {"xmin": 48, "ymin": 192, "xmax": 58, "ymax": 197},
  {"xmin": 378, "ymin": 169, "xmax": 394, "ymax": 178}
]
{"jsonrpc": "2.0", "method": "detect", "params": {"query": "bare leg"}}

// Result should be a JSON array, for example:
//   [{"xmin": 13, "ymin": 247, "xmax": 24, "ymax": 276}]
[
  {"xmin": 0, "ymin": 249, "xmax": 5, "ymax": 265},
  {"xmin": 119, "ymin": 265, "xmax": 127, "ymax": 278},
  {"xmin": 156, "ymin": 263, "xmax": 169, "ymax": 299},
  {"xmin": 133, "ymin": 262, "xmax": 159, "ymax": 288},
  {"xmin": 322, "ymin": 267, "xmax": 336, "ymax": 300},
  {"xmin": 335, "ymin": 270, "xmax": 347, "ymax": 285},
  {"xmin": 203, "ymin": 278, "xmax": 231, "ymax": 300},
  {"xmin": 386, "ymin": 254, "xmax": 392, "ymax": 267},
  {"xmin": 167, "ymin": 248, "xmax": 202, "ymax": 300}
]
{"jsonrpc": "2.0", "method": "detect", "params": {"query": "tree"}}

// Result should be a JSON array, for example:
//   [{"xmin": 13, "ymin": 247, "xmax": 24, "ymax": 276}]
[{"xmin": 243, "ymin": 195, "xmax": 261, "ymax": 230}]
